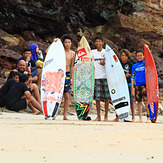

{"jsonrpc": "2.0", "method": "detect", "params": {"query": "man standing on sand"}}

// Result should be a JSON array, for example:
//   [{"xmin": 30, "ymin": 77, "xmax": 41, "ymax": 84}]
[
  {"xmin": 46, "ymin": 34, "xmax": 75, "ymax": 120},
  {"xmin": 91, "ymin": 36, "xmax": 110, "ymax": 121}
]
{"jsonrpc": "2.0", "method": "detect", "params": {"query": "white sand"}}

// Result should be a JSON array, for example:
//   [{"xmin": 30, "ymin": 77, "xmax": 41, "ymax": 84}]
[{"xmin": 0, "ymin": 112, "xmax": 163, "ymax": 163}]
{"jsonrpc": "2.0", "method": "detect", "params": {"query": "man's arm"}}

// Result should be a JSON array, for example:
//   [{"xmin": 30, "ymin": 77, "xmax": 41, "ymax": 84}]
[
  {"xmin": 70, "ymin": 51, "xmax": 75, "ymax": 86},
  {"xmin": 100, "ymin": 57, "xmax": 106, "ymax": 66},
  {"xmin": 24, "ymin": 90, "xmax": 31, "ymax": 99},
  {"xmin": 45, "ymin": 38, "xmax": 59, "ymax": 54},
  {"xmin": 131, "ymin": 79, "xmax": 135, "ymax": 96},
  {"xmin": 131, "ymin": 65, "xmax": 135, "ymax": 96}
]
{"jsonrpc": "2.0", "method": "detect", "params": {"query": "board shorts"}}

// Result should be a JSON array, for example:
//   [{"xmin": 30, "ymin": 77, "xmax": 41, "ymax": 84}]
[
  {"xmin": 64, "ymin": 72, "xmax": 71, "ymax": 93},
  {"xmin": 8, "ymin": 98, "xmax": 27, "ymax": 112},
  {"xmin": 94, "ymin": 79, "xmax": 110, "ymax": 101},
  {"xmin": 135, "ymin": 84, "xmax": 147, "ymax": 102},
  {"xmin": 128, "ymin": 84, "xmax": 134, "ymax": 102}
]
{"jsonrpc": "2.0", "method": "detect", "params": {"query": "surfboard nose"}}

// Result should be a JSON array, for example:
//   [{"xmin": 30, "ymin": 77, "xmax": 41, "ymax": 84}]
[{"xmin": 105, "ymin": 44, "xmax": 112, "ymax": 51}]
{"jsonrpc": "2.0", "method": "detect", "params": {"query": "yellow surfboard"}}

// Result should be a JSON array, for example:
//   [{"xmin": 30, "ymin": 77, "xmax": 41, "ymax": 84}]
[{"xmin": 73, "ymin": 36, "xmax": 94, "ymax": 120}]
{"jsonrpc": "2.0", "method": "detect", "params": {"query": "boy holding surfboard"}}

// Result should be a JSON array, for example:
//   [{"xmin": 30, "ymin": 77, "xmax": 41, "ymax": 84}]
[
  {"xmin": 46, "ymin": 35, "xmax": 75, "ymax": 120},
  {"xmin": 131, "ymin": 50, "xmax": 150, "ymax": 123},
  {"xmin": 62, "ymin": 35, "xmax": 75, "ymax": 120},
  {"xmin": 92, "ymin": 36, "xmax": 110, "ymax": 121},
  {"xmin": 120, "ymin": 49, "xmax": 135, "ymax": 121}
]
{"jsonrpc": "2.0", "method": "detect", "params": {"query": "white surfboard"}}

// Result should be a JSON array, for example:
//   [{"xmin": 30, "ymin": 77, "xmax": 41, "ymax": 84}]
[
  {"xmin": 105, "ymin": 44, "xmax": 130, "ymax": 121},
  {"xmin": 41, "ymin": 39, "xmax": 66, "ymax": 120}
]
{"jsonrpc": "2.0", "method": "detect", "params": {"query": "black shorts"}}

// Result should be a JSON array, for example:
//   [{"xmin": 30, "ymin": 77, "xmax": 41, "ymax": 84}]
[{"xmin": 8, "ymin": 98, "xmax": 27, "ymax": 112}]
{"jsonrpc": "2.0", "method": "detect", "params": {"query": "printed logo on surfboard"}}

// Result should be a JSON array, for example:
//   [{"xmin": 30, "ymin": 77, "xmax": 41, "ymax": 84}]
[
  {"xmin": 81, "ymin": 57, "xmax": 92, "ymax": 62},
  {"xmin": 113, "ymin": 55, "xmax": 118, "ymax": 62},
  {"xmin": 77, "ymin": 48, "xmax": 87, "ymax": 58},
  {"xmin": 111, "ymin": 89, "xmax": 116, "ymax": 94}
]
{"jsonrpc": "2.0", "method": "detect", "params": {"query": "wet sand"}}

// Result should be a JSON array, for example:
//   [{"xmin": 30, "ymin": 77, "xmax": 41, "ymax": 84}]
[{"xmin": 0, "ymin": 112, "xmax": 163, "ymax": 163}]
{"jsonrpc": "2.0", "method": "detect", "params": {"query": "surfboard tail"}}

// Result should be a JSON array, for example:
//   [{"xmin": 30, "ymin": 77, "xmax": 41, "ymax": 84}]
[
  {"xmin": 148, "ymin": 102, "xmax": 159, "ymax": 123},
  {"xmin": 75, "ymin": 102, "xmax": 90, "ymax": 119}
]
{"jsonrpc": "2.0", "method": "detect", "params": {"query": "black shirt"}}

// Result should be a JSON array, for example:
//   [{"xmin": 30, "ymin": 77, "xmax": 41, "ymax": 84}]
[
  {"xmin": 120, "ymin": 60, "xmax": 133, "ymax": 84},
  {"xmin": 5, "ymin": 82, "xmax": 29, "ymax": 108},
  {"xmin": 0, "ymin": 79, "xmax": 16, "ymax": 107}
]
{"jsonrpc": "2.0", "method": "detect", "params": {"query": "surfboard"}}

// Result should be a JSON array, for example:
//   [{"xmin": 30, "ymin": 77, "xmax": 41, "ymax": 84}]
[
  {"xmin": 144, "ymin": 44, "xmax": 159, "ymax": 123},
  {"xmin": 73, "ymin": 36, "xmax": 94, "ymax": 120},
  {"xmin": 41, "ymin": 39, "xmax": 66, "ymax": 120},
  {"xmin": 105, "ymin": 44, "xmax": 130, "ymax": 121}
]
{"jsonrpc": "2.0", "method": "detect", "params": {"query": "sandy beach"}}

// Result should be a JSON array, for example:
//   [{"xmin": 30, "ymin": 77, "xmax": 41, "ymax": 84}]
[{"xmin": 0, "ymin": 111, "xmax": 163, "ymax": 163}]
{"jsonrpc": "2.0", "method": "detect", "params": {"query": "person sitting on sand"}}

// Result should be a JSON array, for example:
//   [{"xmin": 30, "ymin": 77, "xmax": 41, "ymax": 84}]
[
  {"xmin": 17, "ymin": 49, "xmax": 42, "ymax": 91},
  {"xmin": 0, "ymin": 71, "xmax": 21, "ymax": 108},
  {"xmin": 5, "ymin": 74, "xmax": 42, "ymax": 114},
  {"xmin": 131, "ymin": 49, "xmax": 150, "ymax": 123},
  {"xmin": 29, "ymin": 43, "xmax": 43, "ymax": 63},
  {"xmin": 14, "ymin": 60, "xmax": 41, "ymax": 105},
  {"xmin": 46, "ymin": 34, "xmax": 75, "ymax": 120},
  {"xmin": 91, "ymin": 36, "xmax": 111, "ymax": 121},
  {"xmin": 29, "ymin": 43, "xmax": 44, "ymax": 69}
]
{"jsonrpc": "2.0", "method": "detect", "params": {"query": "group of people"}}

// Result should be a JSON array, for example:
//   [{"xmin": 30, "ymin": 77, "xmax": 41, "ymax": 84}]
[
  {"xmin": 92, "ymin": 36, "xmax": 150, "ymax": 123},
  {"xmin": 0, "ymin": 34, "xmax": 150, "ymax": 122},
  {"xmin": 0, "ymin": 44, "xmax": 43, "ymax": 115}
]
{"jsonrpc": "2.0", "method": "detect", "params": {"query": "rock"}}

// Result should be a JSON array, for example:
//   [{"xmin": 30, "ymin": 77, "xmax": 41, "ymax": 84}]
[
  {"xmin": 0, "ymin": 29, "xmax": 19, "ymax": 47},
  {"xmin": 22, "ymin": 30, "xmax": 36, "ymax": 40},
  {"xmin": 0, "ymin": 49, "xmax": 21, "ymax": 70}
]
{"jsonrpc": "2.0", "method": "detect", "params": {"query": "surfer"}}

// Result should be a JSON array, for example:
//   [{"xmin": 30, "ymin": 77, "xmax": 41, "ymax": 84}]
[
  {"xmin": 92, "ymin": 36, "xmax": 110, "ymax": 121},
  {"xmin": 46, "ymin": 34, "xmax": 75, "ymax": 120},
  {"xmin": 131, "ymin": 49, "xmax": 150, "ymax": 123}
]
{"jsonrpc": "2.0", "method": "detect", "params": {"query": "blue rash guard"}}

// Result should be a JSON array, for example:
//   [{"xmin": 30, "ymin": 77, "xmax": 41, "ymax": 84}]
[{"xmin": 131, "ymin": 60, "xmax": 146, "ymax": 86}]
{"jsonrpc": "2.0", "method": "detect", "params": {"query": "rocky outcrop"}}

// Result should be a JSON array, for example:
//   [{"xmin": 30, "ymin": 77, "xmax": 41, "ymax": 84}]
[
  {"xmin": 0, "ymin": 0, "xmax": 144, "ymax": 37},
  {"xmin": 0, "ymin": 0, "xmax": 162, "ymax": 97}
]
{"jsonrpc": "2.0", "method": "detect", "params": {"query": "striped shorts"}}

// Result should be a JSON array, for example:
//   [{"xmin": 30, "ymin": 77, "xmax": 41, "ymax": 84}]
[
  {"xmin": 94, "ymin": 79, "xmax": 110, "ymax": 101},
  {"xmin": 64, "ymin": 72, "xmax": 71, "ymax": 93}
]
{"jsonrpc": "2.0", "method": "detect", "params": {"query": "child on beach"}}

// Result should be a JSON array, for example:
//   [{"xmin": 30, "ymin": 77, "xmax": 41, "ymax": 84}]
[
  {"xmin": 120, "ymin": 49, "xmax": 135, "ymax": 121},
  {"xmin": 92, "ymin": 36, "xmax": 110, "ymax": 121},
  {"xmin": 131, "ymin": 49, "xmax": 150, "ymax": 123},
  {"xmin": 46, "ymin": 34, "xmax": 75, "ymax": 120},
  {"xmin": 111, "ymin": 49, "xmax": 135, "ymax": 122}
]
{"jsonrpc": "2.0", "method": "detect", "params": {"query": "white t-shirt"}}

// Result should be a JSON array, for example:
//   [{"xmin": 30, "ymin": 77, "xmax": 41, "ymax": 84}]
[{"xmin": 92, "ymin": 49, "xmax": 106, "ymax": 79}]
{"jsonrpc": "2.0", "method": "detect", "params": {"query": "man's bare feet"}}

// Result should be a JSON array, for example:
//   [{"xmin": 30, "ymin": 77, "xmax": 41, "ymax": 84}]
[
  {"xmin": 146, "ymin": 118, "xmax": 151, "ymax": 123},
  {"xmin": 109, "ymin": 117, "xmax": 122, "ymax": 122},
  {"xmin": 63, "ymin": 117, "xmax": 69, "ymax": 120},
  {"xmin": 104, "ymin": 117, "xmax": 108, "ymax": 121},
  {"xmin": 132, "ymin": 118, "xmax": 136, "ymax": 122},
  {"xmin": 94, "ymin": 117, "xmax": 101, "ymax": 121},
  {"xmin": 33, "ymin": 110, "xmax": 42, "ymax": 115},
  {"xmin": 132, "ymin": 119, "xmax": 142, "ymax": 123}
]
